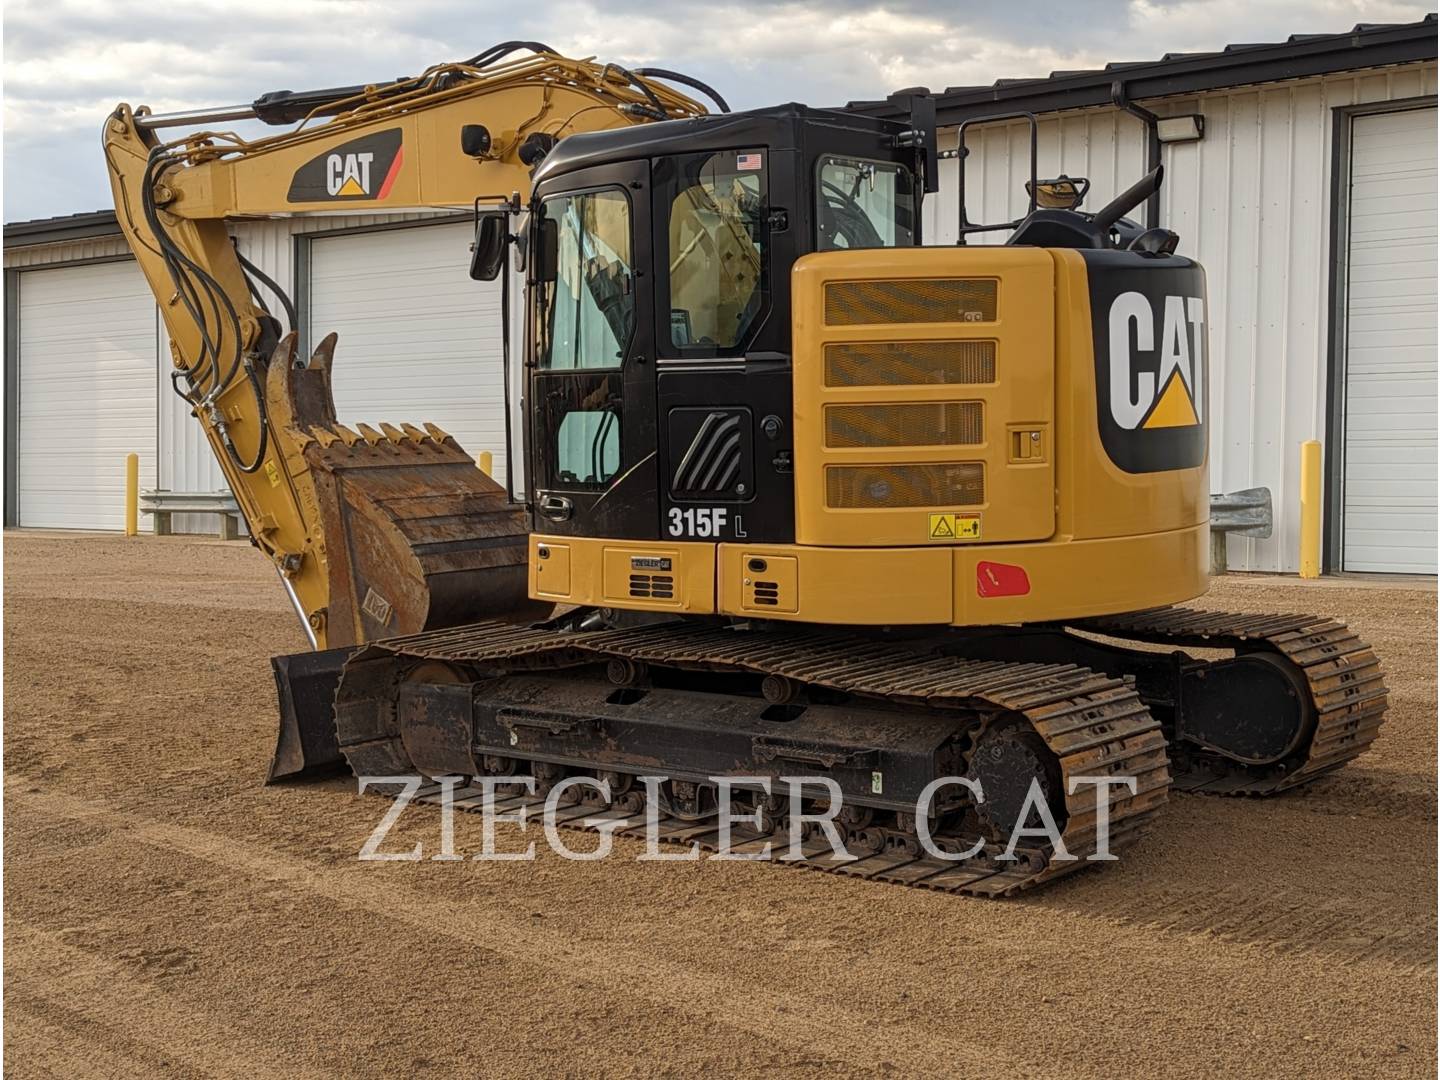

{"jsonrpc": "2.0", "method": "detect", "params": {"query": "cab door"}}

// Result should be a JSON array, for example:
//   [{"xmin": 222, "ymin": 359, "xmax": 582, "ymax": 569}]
[{"xmin": 528, "ymin": 160, "xmax": 657, "ymax": 540}]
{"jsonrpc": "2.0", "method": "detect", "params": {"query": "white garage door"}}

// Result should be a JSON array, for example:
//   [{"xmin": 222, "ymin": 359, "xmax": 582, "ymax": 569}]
[
  {"xmin": 18, "ymin": 261, "xmax": 158, "ymax": 530},
  {"xmin": 1342, "ymin": 106, "xmax": 1438, "ymax": 574},
  {"xmin": 307, "ymin": 222, "xmax": 509, "ymax": 481}
]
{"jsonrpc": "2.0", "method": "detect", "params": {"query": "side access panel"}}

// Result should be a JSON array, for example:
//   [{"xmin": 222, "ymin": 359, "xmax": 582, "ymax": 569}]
[{"xmin": 790, "ymin": 247, "xmax": 1055, "ymax": 548}]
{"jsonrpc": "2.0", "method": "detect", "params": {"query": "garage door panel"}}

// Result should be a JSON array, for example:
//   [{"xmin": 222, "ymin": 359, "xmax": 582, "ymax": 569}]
[
  {"xmin": 307, "ymin": 222, "xmax": 509, "ymax": 482},
  {"xmin": 19, "ymin": 261, "xmax": 158, "ymax": 531},
  {"xmin": 1342, "ymin": 106, "xmax": 1438, "ymax": 574},
  {"xmin": 1343, "ymin": 548, "xmax": 1436, "ymax": 575}
]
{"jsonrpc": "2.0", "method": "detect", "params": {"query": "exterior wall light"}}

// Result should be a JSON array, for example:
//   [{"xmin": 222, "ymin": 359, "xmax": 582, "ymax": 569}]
[{"xmin": 1156, "ymin": 114, "xmax": 1205, "ymax": 143}]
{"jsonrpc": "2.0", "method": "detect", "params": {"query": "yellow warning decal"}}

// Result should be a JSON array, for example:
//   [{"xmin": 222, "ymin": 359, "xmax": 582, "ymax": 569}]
[
  {"xmin": 928, "ymin": 513, "xmax": 981, "ymax": 541},
  {"xmin": 264, "ymin": 460, "xmax": 282, "ymax": 487}
]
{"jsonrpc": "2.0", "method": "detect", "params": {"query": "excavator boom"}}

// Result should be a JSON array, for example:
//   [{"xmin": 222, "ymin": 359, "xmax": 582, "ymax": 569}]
[{"xmin": 103, "ymin": 46, "xmax": 709, "ymax": 659}]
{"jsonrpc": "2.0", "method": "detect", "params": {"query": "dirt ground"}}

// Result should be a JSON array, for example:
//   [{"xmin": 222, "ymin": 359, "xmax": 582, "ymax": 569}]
[{"xmin": 3, "ymin": 531, "xmax": 1435, "ymax": 1078}]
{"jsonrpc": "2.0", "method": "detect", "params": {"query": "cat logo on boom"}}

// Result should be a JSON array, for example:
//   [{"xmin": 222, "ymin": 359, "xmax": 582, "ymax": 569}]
[
  {"xmin": 328, "ymin": 152, "xmax": 373, "ymax": 197},
  {"xmin": 287, "ymin": 129, "xmax": 404, "ymax": 204}
]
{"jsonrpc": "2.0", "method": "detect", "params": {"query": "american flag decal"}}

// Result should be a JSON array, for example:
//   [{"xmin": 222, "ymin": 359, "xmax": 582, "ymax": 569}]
[{"xmin": 736, "ymin": 152, "xmax": 763, "ymax": 171}]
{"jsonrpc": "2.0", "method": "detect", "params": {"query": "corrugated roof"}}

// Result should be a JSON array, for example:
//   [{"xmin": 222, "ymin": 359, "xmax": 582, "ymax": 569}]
[
  {"xmin": 4, "ymin": 210, "xmax": 120, "ymax": 247},
  {"xmin": 848, "ymin": 14, "xmax": 1437, "ymax": 123}
]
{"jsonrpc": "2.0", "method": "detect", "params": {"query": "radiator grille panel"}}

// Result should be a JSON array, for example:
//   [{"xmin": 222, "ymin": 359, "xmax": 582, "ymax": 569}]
[
  {"xmin": 825, "ymin": 341, "xmax": 997, "ymax": 387},
  {"xmin": 825, "ymin": 402, "xmax": 984, "ymax": 448},
  {"xmin": 826, "ymin": 463, "xmax": 985, "ymax": 508},
  {"xmin": 824, "ymin": 279, "xmax": 997, "ymax": 326}
]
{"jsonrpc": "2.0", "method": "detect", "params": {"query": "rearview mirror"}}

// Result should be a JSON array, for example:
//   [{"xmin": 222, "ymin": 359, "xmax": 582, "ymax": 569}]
[
  {"xmin": 469, "ymin": 212, "xmax": 509, "ymax": 281},
  {"xmin": 530, "ymin": 217, "xmax": 559, "ymax": 284}
]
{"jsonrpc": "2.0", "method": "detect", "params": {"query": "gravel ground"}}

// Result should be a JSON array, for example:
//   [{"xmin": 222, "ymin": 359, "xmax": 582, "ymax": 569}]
[{"xmin": 4, "ymin": 531, "xmax": 1435, "ymax": 1078}]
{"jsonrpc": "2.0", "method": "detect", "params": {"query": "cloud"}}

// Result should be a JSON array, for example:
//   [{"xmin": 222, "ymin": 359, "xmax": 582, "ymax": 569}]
[{"xmin": 2, "ymin": 0, "xmax": 1430, "ymax": 220}]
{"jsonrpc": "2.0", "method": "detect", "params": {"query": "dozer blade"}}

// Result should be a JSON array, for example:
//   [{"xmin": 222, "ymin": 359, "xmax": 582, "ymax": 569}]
[
  {"xmin": 268, "ymin": 646, "xmax": 351, "ymax": 782},
  {"xmin": 262, "ymin": 332, "xmax": 550, "ymax": 781}
]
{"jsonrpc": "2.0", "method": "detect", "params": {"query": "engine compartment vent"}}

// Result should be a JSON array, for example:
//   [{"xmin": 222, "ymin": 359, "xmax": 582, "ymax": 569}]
[
  {"xmin": 629, "ymin": 574, "xmax": 675, "ymax": 600},
  {"xmin": 825, "ymin": 401, "xmax": 984, "ymax": 448},
  {"xmin": 824, "ymin": 341, "xmax": 997, "ymax": 387},
  {"xmin": 825, "ymin": 462, "xmax": 985, "ymax": 509},
  {"xmin": 824, "ymin": 278, "xmax": 997, "ymax": 326},
  {"xmin": 750, "ymin": 580, "xmax": 780, "ymax": 606}
]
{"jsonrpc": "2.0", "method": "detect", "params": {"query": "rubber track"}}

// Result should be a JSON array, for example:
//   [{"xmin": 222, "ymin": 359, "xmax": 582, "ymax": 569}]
[
  {"xmin": 338, "ymin": 622, "xmax": 1173, "ymax": 897},
  {"xmin": 1073, "ymin": 607, "xmax": 1388, "ymax": 794}
]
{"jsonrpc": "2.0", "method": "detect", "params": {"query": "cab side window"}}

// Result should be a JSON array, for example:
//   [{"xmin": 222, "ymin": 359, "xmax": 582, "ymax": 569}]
[
  {"xmin": 534, "ymin": 187, "xmax": 632, "ymax": 489},
  {"xmin": 536, "ymin": 188, "xmax": 634, "ymax": 371},
  {"xmin": 663, "ymin": 149, "xmax": 768, "ymax": 353}
]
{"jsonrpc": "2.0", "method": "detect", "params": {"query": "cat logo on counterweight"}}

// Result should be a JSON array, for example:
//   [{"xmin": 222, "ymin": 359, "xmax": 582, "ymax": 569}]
[
  {"xmin": 1108, "ymin": 291, "xmax": 1204, "ymax": 432},
  {"xmin": 1086, "ymin": 254, "xmax": 1209, "ymax": 475}
]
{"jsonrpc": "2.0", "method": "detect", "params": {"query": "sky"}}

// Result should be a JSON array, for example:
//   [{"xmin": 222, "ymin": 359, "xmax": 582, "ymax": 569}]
[{"xmin": 2, "ymin": 0, "xmax": 1431, "ymax": 221}]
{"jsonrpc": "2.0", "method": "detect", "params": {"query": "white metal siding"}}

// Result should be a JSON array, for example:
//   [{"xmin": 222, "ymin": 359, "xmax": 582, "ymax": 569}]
[
  {"xmin": 3, "ymin": 235, "xmax": 133, "ymax": 268},
  {"xmin": 305, "ymin": 221, "xmax": 508, "ymax": 479},
  {"xmin": 928, "ymin": 62, "xmax": 1437, "ymax": 571},
  {"xmin": 1341, "ymin": 105, "xmax": 1438, "ymax": 573},
  {"xmin": 17, "ymin": 261, "xmax": 158, "ymax": 530}
]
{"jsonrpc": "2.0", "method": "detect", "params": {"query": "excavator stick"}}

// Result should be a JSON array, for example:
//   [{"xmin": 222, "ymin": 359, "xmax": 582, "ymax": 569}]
[{"xmin": 264, "ymin": 332, "xmax": 548, "ymax": 780}]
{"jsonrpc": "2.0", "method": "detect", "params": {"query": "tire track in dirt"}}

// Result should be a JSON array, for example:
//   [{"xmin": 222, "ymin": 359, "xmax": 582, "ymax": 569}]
[
  {"xmin": 8, "ymin": 781, "xmax": 1033, "ymax": 1080},
  {"xmin": 338, "ymin": 776, "xmax": 1437, "ymax": 973},
  {"xmin": 1066, "ymin": 880, "xmax": 1435, "ymax": 971},
  {"xmin": 6, "ymin": 922, "xmax": 341, "ymax": 1079}
]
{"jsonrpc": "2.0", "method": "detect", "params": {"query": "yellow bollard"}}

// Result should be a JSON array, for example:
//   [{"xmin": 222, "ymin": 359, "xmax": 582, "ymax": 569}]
[
  {"xmin": 124, "ymin": 453, "xmax": 139, "ymax": 537},
  {"xmin": 477, "ymin": 451, "xmax": 493, "ymax": 477},
  {"xmin": 1299, "ymin": 440, "xmax": 1321, "ymax": 579}
]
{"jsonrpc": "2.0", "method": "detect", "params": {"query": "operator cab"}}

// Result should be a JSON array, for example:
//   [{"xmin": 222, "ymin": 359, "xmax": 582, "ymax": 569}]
[{"xmin": 514, "ymin": 105, "xmax": 921, "ymax": 543}]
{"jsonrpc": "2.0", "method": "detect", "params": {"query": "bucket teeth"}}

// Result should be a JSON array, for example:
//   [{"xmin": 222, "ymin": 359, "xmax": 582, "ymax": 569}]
[
  {"xmin": 308, "ymin": 332, "xmax": 337, "ymax": 375},
  {"xmin": 308, "ymin": 425, "xmax": 339, "ymax": 448},
  {"xmin": 400, "ymin": 423, "xmax": 431, "ymax": 444},
  {"xmin": 355, "ymin": 423, "xmax": 387, "ymax": 446},
  {"xmin": 269, "ymin": 331, "xmax": 298, "ymax": 369},
  {"xmin": 267, "ymin": 330, "xmax": 338, "ymax": 432},
  {"xmin": 422, "ymin": 422, "xmax": 453, "ymax": 444},
  {"xmin": 334, "ymin": 423, "xmax": 362, "ymax": 447}
]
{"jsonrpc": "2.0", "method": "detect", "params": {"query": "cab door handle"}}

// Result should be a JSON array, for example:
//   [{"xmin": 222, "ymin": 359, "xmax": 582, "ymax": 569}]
[{"xmin": 539, "ymin": 495, "xmax": 573, "ymax": 522}]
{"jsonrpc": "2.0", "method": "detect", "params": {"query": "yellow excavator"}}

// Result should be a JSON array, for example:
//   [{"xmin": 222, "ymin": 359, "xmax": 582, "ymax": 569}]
[{"xmin": 105, "ymin": 43, "xmax": 1387, "ymax": 895}]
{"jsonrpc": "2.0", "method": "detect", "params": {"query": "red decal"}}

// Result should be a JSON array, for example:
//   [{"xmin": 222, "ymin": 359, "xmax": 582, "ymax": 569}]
[
  {"xmin": 377, "ymin": 146, "xmax": 404, "ymax": 199},
  {"xmin": 977, "ymin": 561, "xmax": 1030, "ymax": 598}
]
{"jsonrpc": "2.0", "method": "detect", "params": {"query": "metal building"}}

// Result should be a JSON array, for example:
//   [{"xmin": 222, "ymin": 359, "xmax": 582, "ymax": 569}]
[
  {"xmin": 853, "ymin": 15, "xmax": 1438, "ymax": 573},
  {"xmin": 4, "ymin": 16, "xmax": 1436, "ymax": 574},
  {"xmin": 4, "ymin": 211, "xmax": 507, "ymax": 533}
]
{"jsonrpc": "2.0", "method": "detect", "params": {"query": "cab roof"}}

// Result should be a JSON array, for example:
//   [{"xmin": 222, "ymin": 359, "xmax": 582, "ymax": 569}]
[{"xmin": 531, "ymin": 102, "xmax": 909, "ymax": 187}]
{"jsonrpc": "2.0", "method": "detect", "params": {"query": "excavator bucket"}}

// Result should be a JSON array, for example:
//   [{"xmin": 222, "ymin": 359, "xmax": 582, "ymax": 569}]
[{"xmin": 263, "ymin": 332, "xmax": 548, "ymax": 781}]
